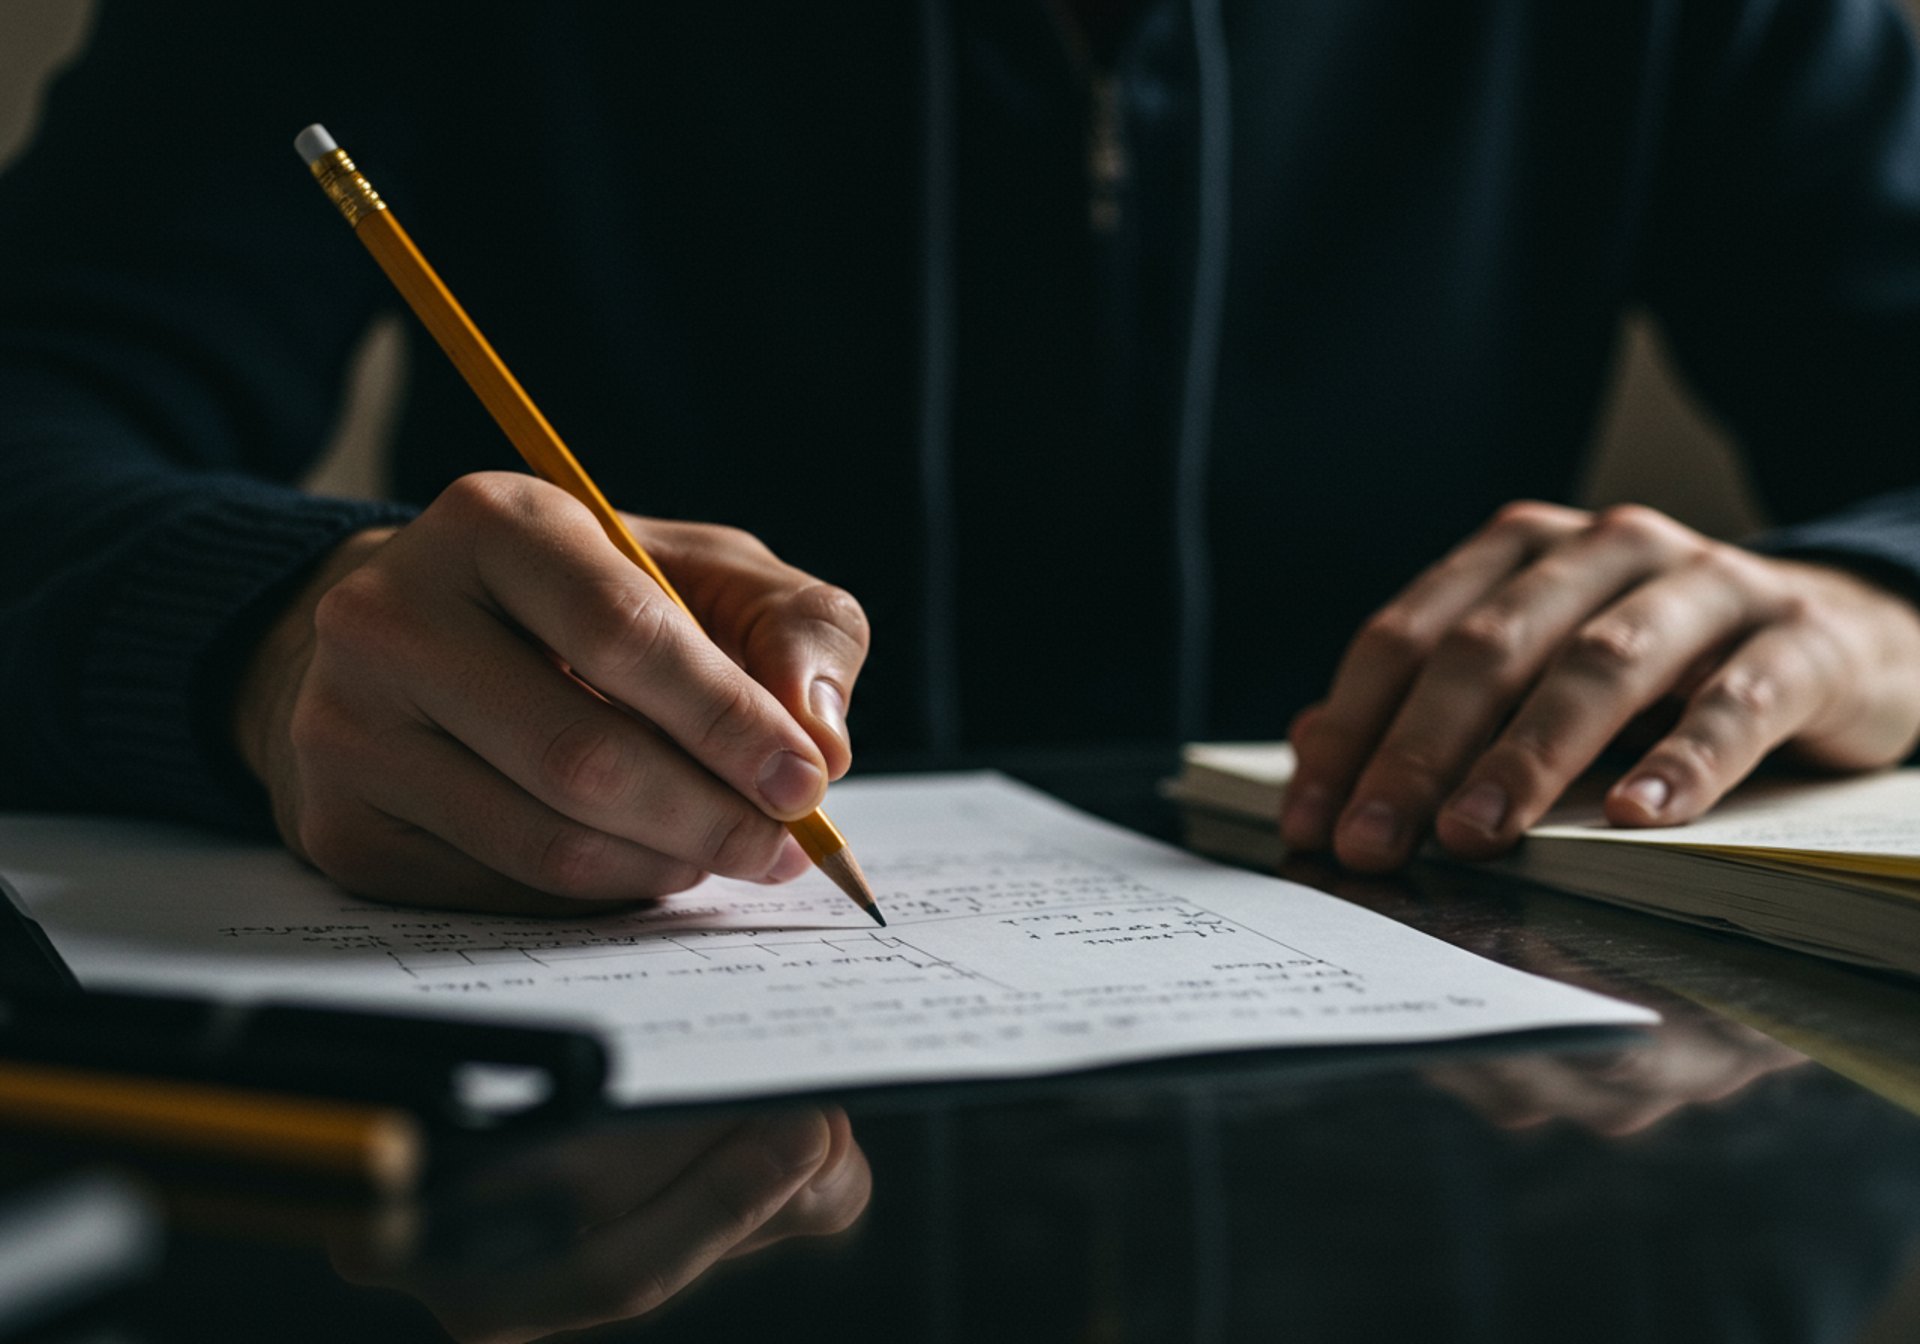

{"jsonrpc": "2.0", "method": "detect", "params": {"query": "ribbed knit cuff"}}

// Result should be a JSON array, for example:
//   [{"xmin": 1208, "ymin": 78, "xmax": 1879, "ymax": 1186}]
[{"xmin": 75, "ymin": 485, "xmax": 416, "ymax": 831}]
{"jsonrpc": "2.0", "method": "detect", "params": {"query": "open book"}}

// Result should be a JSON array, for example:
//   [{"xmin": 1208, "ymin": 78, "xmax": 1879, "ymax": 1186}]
[{"xmin": 1165, "ymin": 743, "xmax": 1920, "ymax": 977}]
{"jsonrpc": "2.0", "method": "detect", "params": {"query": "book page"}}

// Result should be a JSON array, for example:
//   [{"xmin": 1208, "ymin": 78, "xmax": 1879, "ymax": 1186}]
[
  {"xmin": 1165, "ymin": 742, "xmax": 1295, "ymax": 820},
  {"xmin": 0, "ymin": 775, "xmax": 1652, "ymax": 1106},
  {"xmin": 1180, "ymin": 741, "xmax": 1297, "ymax": 788},
  {"xmin": 1171, "ymin": 741, "xmax": 1920, "ymax": 870},
  {"xmin": 1529, "ymin": 770, "xmax": 1920, "ymax": 864}
]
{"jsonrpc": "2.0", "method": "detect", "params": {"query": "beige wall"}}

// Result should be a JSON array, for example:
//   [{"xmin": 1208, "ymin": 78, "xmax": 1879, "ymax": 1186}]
[
  {"xmin": 0, "ymin": 0, "xmax": 400, "ymax": 499},
  {"xmin": 2, "ymin": 1, "xmax": 1913, "ymax": 529},
  {"xmin": 0, "ymin": 0, "xmax": 87, "ymax": 163}
]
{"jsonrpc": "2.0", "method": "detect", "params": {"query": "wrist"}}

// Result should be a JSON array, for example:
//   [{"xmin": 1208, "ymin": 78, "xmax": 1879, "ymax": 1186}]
[
  {"xmin": 231, "ymin": 526, "xmax": 398, "ymax": 785},
  {"xmin": 1771, "ymin": 556, "xmax": 1920, "ymax": 767}
]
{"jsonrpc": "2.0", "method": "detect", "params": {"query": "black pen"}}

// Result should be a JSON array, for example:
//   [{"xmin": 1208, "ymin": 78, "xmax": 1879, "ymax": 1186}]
[{"xmin": 0, "ymin": 984, "xmax": 608, "ymax": 1128}]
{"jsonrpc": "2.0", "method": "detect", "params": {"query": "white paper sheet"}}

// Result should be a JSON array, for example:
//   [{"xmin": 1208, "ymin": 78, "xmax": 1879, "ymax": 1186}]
[{"xmin": 0, "ymin": 775, "xmax": 1654, "ymax": 1105}]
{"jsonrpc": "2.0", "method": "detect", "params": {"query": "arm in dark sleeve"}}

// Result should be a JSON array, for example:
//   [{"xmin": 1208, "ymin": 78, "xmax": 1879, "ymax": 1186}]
[
  {"xmin": 0, "ymin": 3, "xmax": 417, "ymax": 827},
  {"xmin": 1639, "ymin": 0, "xmax": 1920, "ymax": 592}
]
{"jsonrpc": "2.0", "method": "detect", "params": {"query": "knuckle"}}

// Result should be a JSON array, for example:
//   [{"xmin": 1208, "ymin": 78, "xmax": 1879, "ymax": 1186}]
[
  {"xmin": 1477, "ymin": 734, "xmax": 1553, "ymax": 787},
  {"xmin": 1783, "ymin": 610, "xmax": 1849, "ymax": 680},
  {"xmin": 436, "ymin": 470, "xmax": 533, "ymax": 526},
  {"xmin": 1693, "ymin": 541, "xmax": 1764, "ymax": 590},
  {"xmin": 1440, "ymin": 608, "xmax": 1527, "ymax": 671},
  {"xmin": 1370, "ymin": 741, "xmax": 1455, "ymax": 797},
  {"xmin": 285, "ymin": 692, "xmax": 339, "ymax": 760},
  {"xmin": 311, "ymin": 570, "xmax": 401, "ymax": 655},
  {"xmin": 1490, "ymin": 499, "xmax": 1565, "ymax": 534},
  {"xmin": 689, "ymin": 675, "xmax": 766, "ymax": 760},
  {"xmin": 1777, "ymin": 604, "xmax": 1855, "ymax": 681},
  {"xmin": 534, "ymin": 824, "xmax": 616, "ymax": 896},
  {"xmin": 655, "ymin": 520, "xmax": 774, "ymax": 571},
  {"xmin": 1353, "ymin": 610, "xmax": 1429, "ymax": 667},
  {"xmin": 1562, "ymin": 618, "xmax": 1653, "ymax": 682},
  {"xmin": 1775, "ymin": 590, "xmax": 1827, "ymax": 633},
  {"xmin": 701, "ymin": 806, "xmax": 784, "ymax": 876},
  {"xmin": 540, "ymin": 718, "xmax": 631, "ymax": 808},
  {"xmin": 587, "ymin": 590, "xmax": 679, "ymax": 674},
  {"xmin": 1286, "ymin": 701, "xmax": 1326, "ymax": 739},
  {"xmin": 1592, "ymin": 502, "xmax": 1675, "ymax": 548},
  {"xmin": 788, "ymin": 582, "xmax": 872, "ymax": 651},
  {"xmin": 285, "ymin": 690, "xmax": 367, "ymax": 774},
  {"xmin": 1290, "ymin": 708, "xmax": 1363, "ymax": 763},
  {"xmin": 1700, "ymin": 666, "xmax": 1781, "ymax": 721},
  {"xmin": 709, "ymin": 523, "xmax": 772, "ymax": 559}
]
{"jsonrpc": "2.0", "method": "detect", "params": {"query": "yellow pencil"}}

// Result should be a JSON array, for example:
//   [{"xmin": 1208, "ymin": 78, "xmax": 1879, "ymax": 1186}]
[
  {"xmin": 0, "ymin": 1058, "xmax": 421, "ymax": 1191},
  {"xmin": 293, "ymin": 124, "xmax": 884, "ymax": 927}
]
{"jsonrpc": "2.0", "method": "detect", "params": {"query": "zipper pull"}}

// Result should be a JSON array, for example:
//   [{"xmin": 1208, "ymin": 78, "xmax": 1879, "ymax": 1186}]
[{"xmin": 1088, "ymin": 73, "xmax": 1129, "ymax": 233}]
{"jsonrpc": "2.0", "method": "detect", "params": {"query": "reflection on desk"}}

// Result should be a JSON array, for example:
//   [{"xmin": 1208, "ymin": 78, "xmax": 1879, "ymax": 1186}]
[
  {"xmin": 12, "ymin": 752, "xmax": 1920, "ymax": 1342},
  {"xmin": 287, "ymin": 1033, "xmax": 1920, "ymax": 1343}
]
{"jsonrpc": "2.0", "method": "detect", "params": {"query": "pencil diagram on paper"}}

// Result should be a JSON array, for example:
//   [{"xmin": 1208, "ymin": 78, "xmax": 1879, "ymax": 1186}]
[{"xmin": 385, "ymin": 928, "xmax": 1020, "ymax": 995}]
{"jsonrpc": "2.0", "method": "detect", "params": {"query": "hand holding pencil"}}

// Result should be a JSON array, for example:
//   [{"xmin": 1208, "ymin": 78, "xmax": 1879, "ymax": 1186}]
[{"xmin": 231, "ymin": 128, "xmax": 880, "ymax": 920}]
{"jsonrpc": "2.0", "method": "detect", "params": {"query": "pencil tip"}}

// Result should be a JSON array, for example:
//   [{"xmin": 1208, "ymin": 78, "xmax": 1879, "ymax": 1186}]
[{"xmin": 815, "ymin": 846, "xmax": 886, "ymax": 926}]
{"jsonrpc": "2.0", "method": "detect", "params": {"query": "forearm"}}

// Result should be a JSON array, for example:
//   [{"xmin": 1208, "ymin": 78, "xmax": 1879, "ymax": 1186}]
[
  {"xmin": 0, "ymin": 436, "xmax": 413, "ymax": 825},
  {"xmin": 0, "ymin": 1, "xmax": 413, "ymax": 822}
]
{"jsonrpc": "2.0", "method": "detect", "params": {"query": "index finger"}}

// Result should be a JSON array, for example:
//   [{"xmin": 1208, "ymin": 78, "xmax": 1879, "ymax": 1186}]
[
  {"xmin": 637, "ymin": 519, "xmax": 871, "ymax": 780},
  {"xmin": 462, "ymin": 489, "xmax": 831, "ymax": 821},
  {"xmin": 1284, "ymin": 502, "xmax": 1587, "ymax": 849}
]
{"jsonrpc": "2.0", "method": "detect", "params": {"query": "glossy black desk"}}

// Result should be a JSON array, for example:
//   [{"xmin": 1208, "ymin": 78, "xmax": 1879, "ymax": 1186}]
[{"xmin": 17, "ymin": 749, "xmax": 1920, "ymax": 1343}]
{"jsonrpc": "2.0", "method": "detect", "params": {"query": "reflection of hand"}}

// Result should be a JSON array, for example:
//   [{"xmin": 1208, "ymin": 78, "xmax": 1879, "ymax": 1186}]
[
  {"xmin": 1424, "ymin": 1017, "xmax": 1807, "ymax": 1137},
  {"xmin": 1402, "ymin": 910, "xmax": 1810, "ymax": 1138},
  {"xmin": 333, "ymin": 1106, "xmax": 870, "ymax": 1344},
  {"xmin": 1281, "ymin": 501, "xmax": 1920, "ymax": 873},
  {"xmin": 233, "ymin": 472, "xmax": 869, "ymax": 912},
  {"xmin": 1286, "ymin": 858, "xmax": 1815, "ymax": 1139}
]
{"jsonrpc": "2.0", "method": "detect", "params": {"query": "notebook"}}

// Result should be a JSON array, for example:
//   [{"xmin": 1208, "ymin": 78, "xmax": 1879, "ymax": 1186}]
[{"xmin": 1165, "ymin": 743, "xmax": 1920, "ymax": 976}]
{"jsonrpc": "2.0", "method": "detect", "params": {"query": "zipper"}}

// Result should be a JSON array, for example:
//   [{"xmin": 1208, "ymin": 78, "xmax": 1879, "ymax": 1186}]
[
  {"xmin": 1087, "ymin": 72, "xmax": 1130, "ymax": 233},
  {"xmin": 1047, "ymin": 0, "xmax": 1132, "ymax": 234}
]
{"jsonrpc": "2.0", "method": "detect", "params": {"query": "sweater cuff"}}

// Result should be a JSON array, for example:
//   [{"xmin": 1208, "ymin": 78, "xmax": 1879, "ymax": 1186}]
[
  {"xmin": 1745, "ymin": 487, "xmax": 1920, "ymax": 607},
  {"xmin": 76, "ymin": 486, "xmax": 416, "ymax": 831}
]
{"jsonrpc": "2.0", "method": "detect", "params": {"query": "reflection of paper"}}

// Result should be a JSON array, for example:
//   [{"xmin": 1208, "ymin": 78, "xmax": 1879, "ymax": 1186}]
[{"xmin": 0, "ymin": 775, "xmax": 1652, "ymax": 1105}]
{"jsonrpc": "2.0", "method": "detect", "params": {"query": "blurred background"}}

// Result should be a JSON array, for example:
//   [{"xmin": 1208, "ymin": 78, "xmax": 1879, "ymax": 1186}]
[{"xmin": 13, "ymin": 0, "xmax": 1912, "ymax": 537}]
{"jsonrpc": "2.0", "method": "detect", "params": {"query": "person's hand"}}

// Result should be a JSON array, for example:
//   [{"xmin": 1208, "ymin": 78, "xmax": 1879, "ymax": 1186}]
[
  {"xmin": 330, "ymin": 1106, "xmax": 871, "ymax": 1344},
  {"xmin": 233, "ymin": 472, "xmax": 868, "ymax": 911},
  {"xmin": 1423, "ymin": 1019, "xmax": 1807, "ymax": 1138},
  {"xmin": 1282, "ymin": 501, "xmax": 1920, "ymax": 873}
]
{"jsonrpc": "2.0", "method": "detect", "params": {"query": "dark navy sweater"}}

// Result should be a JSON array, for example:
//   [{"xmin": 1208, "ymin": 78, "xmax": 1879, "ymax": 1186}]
[{"xmin": 2, "ymin": 0, "xmax": 1918, "ymax": 828}]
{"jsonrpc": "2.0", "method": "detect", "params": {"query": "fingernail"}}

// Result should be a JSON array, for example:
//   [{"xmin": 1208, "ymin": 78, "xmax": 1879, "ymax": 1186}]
[
  {"xmin": 1342, "ymin": 801, "xmax": 1403, "ymax": 855},
  {"xmin": 1618, "ymin": 774, "xmax": 1670, "ymax": 817},
  {"xmin": 1281, "ymin": 783, "xmax": 1335, "ymax": 841},
  {"xmin": 757, "ymin": 750, "xmax": 824, "ymax": 815},
  {"xmin": 757, "ymin": 1110, "xmax": 829, "ymax": 1175},
  {"xmin": 810, "ymin": 679, "xmax": 848, "ymax": 747},
  {"xmin": 758, "ymin": 836, "xmax": 811, "ymax": 884},
  {"xmin": 1448, "ymin": 783, "xmax": 1508, "ymax": 835}
]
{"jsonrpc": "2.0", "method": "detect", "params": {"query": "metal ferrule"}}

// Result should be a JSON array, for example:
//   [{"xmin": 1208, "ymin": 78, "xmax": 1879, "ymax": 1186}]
[{"xmin": 308, "ymin": 148, "xmax": 386, "ymax": 228}]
